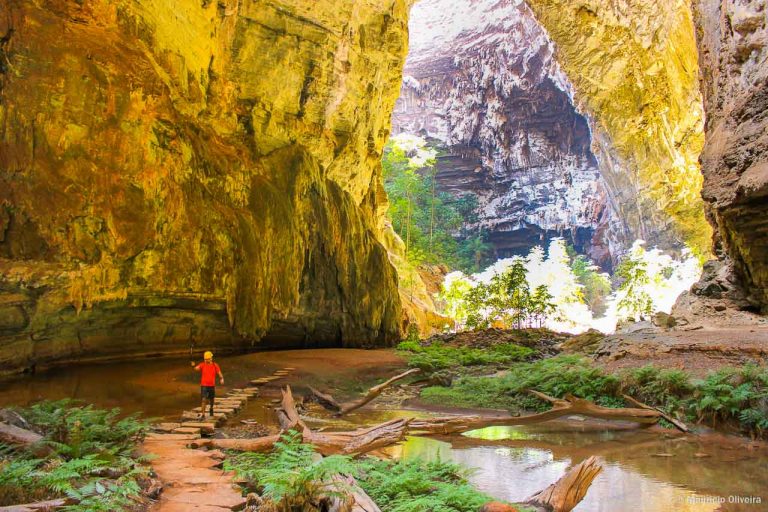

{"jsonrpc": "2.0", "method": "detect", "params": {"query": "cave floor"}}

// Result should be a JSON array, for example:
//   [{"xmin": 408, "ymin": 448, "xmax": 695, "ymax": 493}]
[{"xmin": 594, "ymin": 325, "xmax": 768, "ymax": 376}]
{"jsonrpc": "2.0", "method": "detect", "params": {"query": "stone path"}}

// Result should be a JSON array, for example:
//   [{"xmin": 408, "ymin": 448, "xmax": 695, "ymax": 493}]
[{"xmin": 143, "ymin": 367, "xmax": 295, "ymax": 511}]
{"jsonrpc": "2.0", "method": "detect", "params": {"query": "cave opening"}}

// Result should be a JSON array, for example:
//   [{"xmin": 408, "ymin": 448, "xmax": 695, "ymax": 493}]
[{"xmin": 383, "ymin": 0, "xmax": 714, "ymax": 333}]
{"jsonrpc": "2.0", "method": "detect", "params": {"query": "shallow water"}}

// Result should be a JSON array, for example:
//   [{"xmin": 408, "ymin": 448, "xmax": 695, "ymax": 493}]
[{"xmin": 1, "ymin": 349, "xmax": 766, "ymax": 511}]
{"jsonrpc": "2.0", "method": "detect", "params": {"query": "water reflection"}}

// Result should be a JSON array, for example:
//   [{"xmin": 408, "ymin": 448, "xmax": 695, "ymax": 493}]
[{"xmin": 388, "ymin": 436, "xmax": 722, "ymax": 512}]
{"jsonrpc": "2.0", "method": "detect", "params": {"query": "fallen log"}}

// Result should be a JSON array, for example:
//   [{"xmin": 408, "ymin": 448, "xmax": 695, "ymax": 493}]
[
  {"xmin": 193, "ymin": 418, "xmax": 411, "ymax": 456},
  {"xmin": 0, "ymin": 422, "xmax": 52, "ymax": 457},
  {"xmin": 276, "ymin": 385, "xmax": 307, "ymax": 431},
  {"xmin": 327, "ymin": 475, "xmax": 381, "ymax": 512},
  {"xmin": 0, "ymin": 498, "xmax": 75, "ymax": 512},
  {"xmin": 409, "ymin": 391, "xmax": 662, "ymax": 435},
  {"xmin": 621, "ymin": 394, "xmax": 689, "ymax": 433},
  {"xmin": 308, "ymin": 369, "xmax": 420, "ymax": 416},
  {"xmin": 526, "ymin": 456, "xmax": 602, "ymax": 512}
]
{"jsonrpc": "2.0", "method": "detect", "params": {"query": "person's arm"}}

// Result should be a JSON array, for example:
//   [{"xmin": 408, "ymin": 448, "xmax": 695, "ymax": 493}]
[
  {"xmin": 217, "ymin": 364, "xmax": 224, "ymax": 385},
  {"xmin": 192, "ymin": 362, "xmax": 201, "ymax": 371}
]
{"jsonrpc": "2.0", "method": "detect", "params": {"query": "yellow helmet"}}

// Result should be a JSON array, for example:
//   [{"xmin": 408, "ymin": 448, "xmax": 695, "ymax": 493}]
[{"xmin": 204, "ymin": 351, "xmax": 213, "ymax": 360}]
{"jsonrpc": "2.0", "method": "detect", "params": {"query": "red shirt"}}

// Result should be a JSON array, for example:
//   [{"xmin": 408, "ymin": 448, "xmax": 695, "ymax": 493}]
[{"xmin": 196, "ymin": 362, "xmax": 221, "ymax": 386}]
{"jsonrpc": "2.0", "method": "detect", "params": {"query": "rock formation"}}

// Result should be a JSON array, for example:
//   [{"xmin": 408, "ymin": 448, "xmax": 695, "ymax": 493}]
[
  {"xmin": 0, "ymin": 0, "xmax": 412, "ymax": 373},
  {"xmin": 391, "ymin": 0, "xmax": 625, "ymax": 267},
  {"xmin": 691, "ymin": 0, "xmax": 768, "ymax": 312},
  {"xmin": 524, "ymin": 0, "xmax": 712, "ymax": 261}
]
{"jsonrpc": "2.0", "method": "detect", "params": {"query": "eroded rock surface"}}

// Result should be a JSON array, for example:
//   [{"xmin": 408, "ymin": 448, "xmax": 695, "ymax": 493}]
[
  {"xmin": 392, "ymin": 0, "xmax": 624, "ymax": 266},
  {"xmin": 692, "ymin": 0, "xmax": 768, "ymax": 311},
  {"xmin": 0, "ymin": 0, "xmax": 411, "ymax": 373},
  {"xmin": 524, "ymin": 0, "xmax": 712, "ymax": 259}
]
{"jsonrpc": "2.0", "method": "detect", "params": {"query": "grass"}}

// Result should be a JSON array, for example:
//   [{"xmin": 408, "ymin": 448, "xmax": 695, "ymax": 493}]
[
  {"xmin": 415, "ymin": 354, "xmax": 768, "ymax": 438},
  {"xmin": 224, "ymin": 431, "xmax": 523, "ymax": 512},
  {"xmin": 0, "ymin": 399, "xmax": 151, "ymax": 510},
  {"xmin": 396, "ymin": 339, "xmax": 534, "ymax": 373}
]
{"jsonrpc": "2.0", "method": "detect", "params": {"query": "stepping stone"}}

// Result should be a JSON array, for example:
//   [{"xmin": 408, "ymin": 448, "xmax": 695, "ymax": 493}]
[
  {"xmin": 283, "ymin": 367, "xmax": 297, "ymax": 371},
  {"xmin": 153, "ymin": 422, "xmax": 183, "ymax": 433},
  {"xmin": 180, "ymin": 421, "xmax": 217, "ymax": 434},
  {"xmin": 192, "ymin": 407, "xmax": 236, "ymax": 414},
  {"xmin": 146, "ymin": 433, "xmax": 201, "ymax": 441},
  {"xmin": 182, "ymin": 411, "xmax": 226, "ymax": 424},
  {"xmin": 172, "ymin": 427, "xmax": 202, "ymax": 435},
  {"xmin": 273, "ymin": 371, "xmax": 290, "ymax": 376}
]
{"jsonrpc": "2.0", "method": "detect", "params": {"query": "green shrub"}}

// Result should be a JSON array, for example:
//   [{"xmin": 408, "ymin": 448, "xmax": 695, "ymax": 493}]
[{"xmin": 398, "ymin": 341, "xmax": 534, "ymax": 373}]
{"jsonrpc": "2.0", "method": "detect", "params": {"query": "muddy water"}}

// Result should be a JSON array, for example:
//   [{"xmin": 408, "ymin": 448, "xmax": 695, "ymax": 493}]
[{"xmin": 1, "ymin": 349, "xmax": 767, "ymax": 512}]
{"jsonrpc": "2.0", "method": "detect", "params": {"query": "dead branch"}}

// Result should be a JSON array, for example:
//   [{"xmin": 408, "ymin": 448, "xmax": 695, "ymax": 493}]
[
  {"xmin": 526, "ymin": 456, "xmax": 602, "ymax": 512},
  {"xmin": 276, "ymin": 385, "xmax": 307, "ymax": 431},
  {"xmin": 193, "ymin": 418, "xmax": 410, "ymax": 457},
  {"xmin": 309, "ymin": 369, "xmax": 420, "ymax": 416},
  {"xmin": 408, "ymin": 391, "xmax": 661, "ymax": 435},
  {"xmin": 0, "ymin": 498, "xmax": 75, "ymax": 511},
  {"xmin": 621, "ymin": 394, "xmax": 689, "ymax": 433},
  {"xmin": 0, "ymin": 422, "xmax": 52, "ymax": 457},
  {"xmin": 327, "ymin": 475, "xmax": 382, "ymax": 512}
]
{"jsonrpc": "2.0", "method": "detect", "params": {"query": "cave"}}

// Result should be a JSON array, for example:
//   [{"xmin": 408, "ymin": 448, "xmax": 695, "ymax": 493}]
[{"xmin": 0, "ymin": 1, "xmax": 767, "ymax": 510}]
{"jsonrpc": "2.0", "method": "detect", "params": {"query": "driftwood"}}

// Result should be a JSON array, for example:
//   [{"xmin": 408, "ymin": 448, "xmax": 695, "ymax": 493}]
[
  {"xmin": 0, "ymin": 422, "xmax": 52, "ymax": 457},
  {"xmin": 622, "ymin": 394, "xmax": 689, "ymax": 433},
  {"xmin": 526, "ymin": 456, "xmax": 603, "ymax": 512},
  {"xmin": 408, "ymin": 391, "xmax": 663, "ymax": 435},
  {"xmin": 327, "ymin": 475, "xmax": 381, "ymax": 512},
  {"xmin": 0, "ymin": 498, "xmax": 75, "ymax": 512},
  {"xmin": 193, "ymin": 418, "xmax": 411, "ymax": 456},
  {"xmin": 308, "ymin": 369, "xmax": 420, "ymax": 416}
]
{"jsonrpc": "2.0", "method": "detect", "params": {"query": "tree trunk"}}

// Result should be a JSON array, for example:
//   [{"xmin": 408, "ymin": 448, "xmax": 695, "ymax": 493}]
[
  {"xmin": 526, "ymin": 456, "xmax": 602, "ymax": 512},
  {"xmin": 408, "ymin": 391, "xmax": 662, "ymax": 435},
  {"xmin": 308, "ymin": 369, "xmax": 420, "ymax": 416},
  {"xmin": 0, "ymin": 422, "xmax": 52, "ymax": 457}
]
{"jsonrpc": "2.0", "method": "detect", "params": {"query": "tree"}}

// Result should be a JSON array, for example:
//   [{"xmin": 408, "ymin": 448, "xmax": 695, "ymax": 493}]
[
  {"xmin": 613, "ymin": 243, "xmax": 654, "ymax": 320},
  {"xmin": 530, "ymin": 285, "xmax": 556, "ymax": 328}
]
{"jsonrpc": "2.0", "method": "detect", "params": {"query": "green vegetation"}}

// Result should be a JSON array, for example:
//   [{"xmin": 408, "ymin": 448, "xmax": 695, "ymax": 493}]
[
  {"xmin": 0, "ymin": 400, "xmax": 151, "ymax": 510},
  {"xmin": 409, "ymin": 352, "xmax": 768, "ymax": 438},
  {"xmin": 396, "ymin": 339, "xmax": 534, "ymax": 373},
  {"xmin": 437, "ymin": 239, "xmax": 703, "ymax": 333},
  {"xmin": 224, "ymin": 431, "xmax": 511, "ymax": 512},
  {"xmin": 568, "ymin": 250, "xmax": 612, "ymax": 316},
  {"xmin": 382, "ymin": 135, "xmax": 490, "ymax": 272}
]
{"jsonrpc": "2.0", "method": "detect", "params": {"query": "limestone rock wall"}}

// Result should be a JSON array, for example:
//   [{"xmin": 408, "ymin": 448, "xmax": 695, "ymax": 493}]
[
  {"xmin": 692, "ymin": 0, "xmax": 768, "ymax": 311},
  {"xmin": 391, "ymin": 0, "xmax": 625, "ymax": 267},
  {"xmin": 0, "ymin": 0, "xmax": 411, "ymax": 373},
  {"xmin": 524, "ymin": 0, "xmax": 713, "ymax": 259}
]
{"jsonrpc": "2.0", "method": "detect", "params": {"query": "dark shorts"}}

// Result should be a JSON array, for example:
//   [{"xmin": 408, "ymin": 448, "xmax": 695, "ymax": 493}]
[{"xmin": 201, "ymin": 386, "xmax": 216, "ymax": 400}]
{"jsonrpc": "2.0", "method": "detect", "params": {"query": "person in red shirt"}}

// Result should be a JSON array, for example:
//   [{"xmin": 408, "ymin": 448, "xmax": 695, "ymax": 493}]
[{"xmin": 191, "ymin": 351, "xmax": 224, "ymax": 419}]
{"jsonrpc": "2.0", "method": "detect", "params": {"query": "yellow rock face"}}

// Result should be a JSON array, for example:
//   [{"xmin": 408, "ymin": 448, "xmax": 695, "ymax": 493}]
[
  {"xmin": 0, "ymin": 0, "xmax": 411, "ymax": 372},
  {"xmin": 525, "ymin": 0, "xmax": 713, "ymax": 258}
]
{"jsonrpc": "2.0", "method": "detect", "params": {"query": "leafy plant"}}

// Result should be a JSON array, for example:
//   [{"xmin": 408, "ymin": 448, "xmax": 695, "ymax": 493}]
[
  {"xmin": 224, "ymin": 431, "xmax": 521, "ymax": 512},
  {"xmin": 0, "ymin": 401, "xmax": 151, "ymax": 508},
  {"xmin": 225, "ymin": 431, "xmax": 357, "ymax": 508}
]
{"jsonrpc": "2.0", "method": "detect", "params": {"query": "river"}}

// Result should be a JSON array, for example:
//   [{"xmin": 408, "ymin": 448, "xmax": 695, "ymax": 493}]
[{"xmin": 1, "ymin": 348, "xmax": 766, "ymax": 511}]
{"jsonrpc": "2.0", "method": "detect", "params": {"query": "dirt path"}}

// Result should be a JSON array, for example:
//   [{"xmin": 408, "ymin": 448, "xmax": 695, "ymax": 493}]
[{"xmin": 142, "ymin": 368, "xmax": 296, "ymax": 511}]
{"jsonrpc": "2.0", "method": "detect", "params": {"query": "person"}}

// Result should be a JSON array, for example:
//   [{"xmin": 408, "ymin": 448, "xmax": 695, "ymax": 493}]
[{"xmin": 191, "ymin": 351, "xmax": 224, "ymax": 419}]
